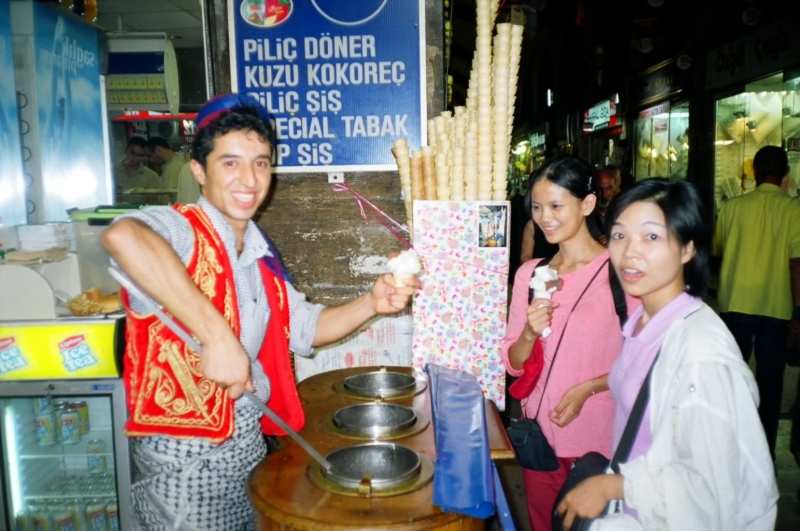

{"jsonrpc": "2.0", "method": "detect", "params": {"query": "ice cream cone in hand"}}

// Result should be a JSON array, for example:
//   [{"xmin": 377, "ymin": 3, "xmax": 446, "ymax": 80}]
[{"xmin": 387, "ymin": 250, "xmax": 422, "ymax": 288}]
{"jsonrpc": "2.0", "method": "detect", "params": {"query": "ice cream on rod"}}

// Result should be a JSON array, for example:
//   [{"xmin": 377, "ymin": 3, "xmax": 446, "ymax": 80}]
[
  {"xmin": 387, "ymin": 250, "xmax": 422, "ymax": 288},
  {"xmin": 529, "ymin": 265, "xmax": 562, "ymax": 338}
]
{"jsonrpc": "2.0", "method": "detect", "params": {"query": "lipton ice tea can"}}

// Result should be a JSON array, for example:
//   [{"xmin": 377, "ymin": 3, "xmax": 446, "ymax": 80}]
[
  {"xmin": 105, "ymin": 500, "xmax": 119, "ymax": 531},
  {"xmin": 51, "ymin": 505, "xmax": 76, "ymax": 531},
  {"xmin": 29, "ymin": 505, "xmax": 52, "ymax": 531},
  {"xmin": 86, "ymin": 500, "xmax": 107, "ymax": 531},
  {"xmin": 67, "ymin": 499, "xmax": 88, "ymax": 531},
  {"xmin": 35, "ymin": 411, "xmax": 57, "ymax": 446},
  {"xmin": 33, "ymin": 397, "xmax": 52, "ymax": 415},
  {"xmin": 73, "ymin": 402, "xmax": 90, "ymax": 436},
  {"xmin": 15, "ymin": 511, "xmax": 30, "ymax": 531},
  {"xmin": 57, "ymin": 407, "xmax": 81, "ymax": 444},
  {"xmin": 87, "ymin": 439, "xmax": 107, "ymax": 474}
]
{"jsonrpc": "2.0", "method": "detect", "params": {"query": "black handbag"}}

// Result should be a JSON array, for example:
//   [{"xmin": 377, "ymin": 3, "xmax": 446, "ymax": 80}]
[
  {"xmin": 508, "ymin": 417, "xmax": 560, "ymax": 471},
  {"xmin": 551, "ymin": 351, "xmax": 660, "ymax": 531},
  {"xmin": 508, "ymin": 259, "xmax": 608, "ymax": 472}
]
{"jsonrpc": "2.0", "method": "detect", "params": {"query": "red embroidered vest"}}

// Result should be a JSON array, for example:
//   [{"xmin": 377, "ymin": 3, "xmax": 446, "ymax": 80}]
[{"xmin": 121, "ymin": 204, "xmax": 304, "ymax": 442}]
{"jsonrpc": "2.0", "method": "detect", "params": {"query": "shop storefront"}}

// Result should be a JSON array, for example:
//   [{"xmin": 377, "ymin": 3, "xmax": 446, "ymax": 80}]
[
  {"xmin": 628, "ymin": 56, "xmax": 692, "ymax": 181},
  {"xmin": 581, "ymin": 97, "xmax": 624, "ymax": 169},
  {"xmin": 529, "ymin": 125, "xmax": 549, "ymax": 173},
  {"xmin": 707, "ymin": 20, "xmax": 800, "ymax": 212}
]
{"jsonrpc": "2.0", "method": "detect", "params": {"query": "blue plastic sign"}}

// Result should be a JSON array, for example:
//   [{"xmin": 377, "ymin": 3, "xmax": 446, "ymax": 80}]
[
  {"xmin": 32, "ymin": 3, "xmax": 108, "ymax": 221},
  {"xmin": 229, "ymin": 0, "xmax": 426, "ymax": 173},
  {"xmin": 0, "ymin": 0, "xmax": 26, "ymax": 225}
]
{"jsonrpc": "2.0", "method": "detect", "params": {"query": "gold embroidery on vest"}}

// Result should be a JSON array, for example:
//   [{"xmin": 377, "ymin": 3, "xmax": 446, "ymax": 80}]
[
  {"xmin": 224, "ymin": 283, "xmax": 235, "ymax": 324},
  {"xmin": 154, "ymin": 340, "xmax": 215, "ymax": 423},
  {"xmin": 274, "ymin": 277, "xmax": 285, "ymax": 311},
  {"xmin": 193, "ymin": 233, "xmax": 223, "ymax": 299}
]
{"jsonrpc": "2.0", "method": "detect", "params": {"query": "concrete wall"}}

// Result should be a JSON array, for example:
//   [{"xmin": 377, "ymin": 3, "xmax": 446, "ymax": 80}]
[{"xmin": 208, "ymin": 0, "xmax": 444, "ymax": 306}]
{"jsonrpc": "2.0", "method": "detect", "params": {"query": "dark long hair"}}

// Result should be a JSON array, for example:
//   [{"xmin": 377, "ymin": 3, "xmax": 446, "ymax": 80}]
[
  {"xmin": 524, "ymin": 155, "xmax": 604, "ymax": 241},
  {"xmin": 605, "ymin": 178, "xmax": 710, "ymax": 297}
]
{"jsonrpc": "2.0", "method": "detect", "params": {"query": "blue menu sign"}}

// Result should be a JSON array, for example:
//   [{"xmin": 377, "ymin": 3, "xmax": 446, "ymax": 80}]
[{"xmin": 229, "ymin": 0, "xmax": 426, "ymax": 173}]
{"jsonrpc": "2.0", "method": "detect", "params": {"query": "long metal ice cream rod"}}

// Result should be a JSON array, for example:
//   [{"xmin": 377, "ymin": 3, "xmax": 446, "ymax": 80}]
[{"xmin": 108, "ymin": 266, "xmax": 333, "ymax": 472}]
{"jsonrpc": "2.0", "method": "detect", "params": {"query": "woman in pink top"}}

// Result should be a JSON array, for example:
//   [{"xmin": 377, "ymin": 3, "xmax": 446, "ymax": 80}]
[{"xmin": 502, "ymin": 156, "xmax": 635, "ymax": 531}]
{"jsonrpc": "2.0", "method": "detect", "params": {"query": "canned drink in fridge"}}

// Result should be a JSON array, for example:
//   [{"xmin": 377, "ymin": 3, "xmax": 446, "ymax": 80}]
[
  {"xmin": 51, "ymin": 506, "xmax": 76, "ymax": 531},
  {"xmin": 57, "ymin": 408, "xmax": 81, "ymax": 444},
  {"xmin": 72, "ymin": 402, "xmax": 90, "ymax": 436},
  {"xmin": 35, "ymin": 411, "xmax": 58, "ymax": 446},
  {"xmin": 67, "ymin": 499, "xmax": 87, "ymax": 531},
  {"xmin": 29, "ymin": 506, "xmax": 52, "ymax": 531},
  {"xmin": 85, "ymin": 500, "xmax": 106, "ymax": 531},
  {"xmin": 33, "ymin": 397, "xmax": 52, "ymax": 415},
  {"xmin": 15, "ymin": 511, "xmax": 30, "ymax": 531},
  {"xmin": 87, "ymin": 438, "xmax": 107, "ymax": 474},
  {"xmin": 105, "ymin": 500, "xmax": 118, "ymax": 531}
]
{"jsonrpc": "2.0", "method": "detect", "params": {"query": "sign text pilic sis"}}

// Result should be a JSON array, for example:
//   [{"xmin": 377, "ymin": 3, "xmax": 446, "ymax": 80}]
[{"xmin": 242, "ymin": 34, "xmax": 409, "ymax": 166}]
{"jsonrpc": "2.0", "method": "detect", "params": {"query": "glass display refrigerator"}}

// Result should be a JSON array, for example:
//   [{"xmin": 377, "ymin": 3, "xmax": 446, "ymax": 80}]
[
  {"xmin": 713, "ymin": 72, "xmax": 800, "ymax": 212},
  {"xmin": 0, "ymin": 317, "xmax": 131, "ymax": 531},
  {"xmin": 633, "ymin": 101, "xmax": 690, "ymax": 181}
]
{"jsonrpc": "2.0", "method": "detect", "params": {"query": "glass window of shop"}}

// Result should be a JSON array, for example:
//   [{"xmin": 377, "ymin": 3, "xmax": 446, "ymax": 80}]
[
  {"xmin": 633, "ymin": 101, "xmax": 689, "ymax": 180},
  {"xmin": 713, "ymin": 73, "xmax": 800, "ymax": 212},
  {"xmin": 0, "ymin": 0, "xmax": 210, "ymax": 225}
]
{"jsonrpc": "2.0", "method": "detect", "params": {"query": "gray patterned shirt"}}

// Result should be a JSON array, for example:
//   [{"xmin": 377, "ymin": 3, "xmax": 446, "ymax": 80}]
[{"xmin": 113, "ymin": 197, "xmax": 324, "ymax": 409}]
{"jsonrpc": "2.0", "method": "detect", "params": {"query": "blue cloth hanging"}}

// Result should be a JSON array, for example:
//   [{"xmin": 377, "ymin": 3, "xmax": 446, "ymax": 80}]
[{"xmin": 427, "ymin": 364, "xmax": 495, "ymax": 519}]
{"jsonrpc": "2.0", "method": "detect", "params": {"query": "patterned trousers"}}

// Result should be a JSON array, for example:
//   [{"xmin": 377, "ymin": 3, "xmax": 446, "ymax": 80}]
[{"xmin": 130, "ymin": 405, "xmax": 267, "ymax": 531}]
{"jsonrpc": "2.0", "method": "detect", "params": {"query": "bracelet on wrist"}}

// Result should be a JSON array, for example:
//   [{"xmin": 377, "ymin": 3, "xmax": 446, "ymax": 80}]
[{"xmin": 590, "ymin": 378, "xmax": 597, "ymax": 396}]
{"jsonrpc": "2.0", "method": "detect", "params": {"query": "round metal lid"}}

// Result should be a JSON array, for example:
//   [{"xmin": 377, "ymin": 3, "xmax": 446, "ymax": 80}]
[
  {"xmin": 322, "ymin": 442, "xmax": 422, "ymax": 490},
  {"xmin": 332, "ymin": 403, "xmax": 417, "ymax": 438},
  {"xmin": 342, "ymin": 370, "xmax": 416, "ymax": 398}
]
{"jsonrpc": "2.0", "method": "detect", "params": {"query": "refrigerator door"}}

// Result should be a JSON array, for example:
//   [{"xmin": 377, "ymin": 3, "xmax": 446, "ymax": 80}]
[{"xmin": 0, "ymin": 379, "xmax": 130, "ymax": 531}]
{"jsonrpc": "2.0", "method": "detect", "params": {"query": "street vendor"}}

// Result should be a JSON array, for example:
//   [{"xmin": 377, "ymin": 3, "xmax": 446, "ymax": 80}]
[{"xmin": 101, "ymin": 93, "xmax": 419, "ymax": 531}]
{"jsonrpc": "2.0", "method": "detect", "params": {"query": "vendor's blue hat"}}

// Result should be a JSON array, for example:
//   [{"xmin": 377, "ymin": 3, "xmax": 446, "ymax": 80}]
[{"xmin": 196, "ymin": 93, "xmax": 271, "ymax": 132}]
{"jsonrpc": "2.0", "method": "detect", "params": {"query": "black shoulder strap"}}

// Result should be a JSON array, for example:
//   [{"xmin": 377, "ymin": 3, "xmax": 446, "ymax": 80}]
[
  {"xmin": 608, "ymin": 262, "xmax": 628, "ymax": 327},
  {"xmin": 532, "ymin": 259, "xmax": 609, "ymax": 419},
  {"xmin": 609, "ymin": 351, "xmax": 660, "ymax": 472}
]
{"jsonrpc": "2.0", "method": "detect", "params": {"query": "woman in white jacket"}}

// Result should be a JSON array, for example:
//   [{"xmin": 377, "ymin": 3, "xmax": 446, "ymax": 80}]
[{"xmin": 556, "ymin": 179, "xmax": 777, "ymax": 530}]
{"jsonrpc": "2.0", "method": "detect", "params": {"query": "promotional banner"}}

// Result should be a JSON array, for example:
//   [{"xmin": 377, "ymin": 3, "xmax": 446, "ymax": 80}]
[
  {"xmin": 0, "ymin": 0, "xmax": 26, "ymax": 226},
  {"xmin": 33, "ymin": 2, "xmax": 107, "ymax": 221},
  {"xmin": 411, "ymin": 201, "xmax": 511, "ymax": 410},
  {"xmin": 295, "ymin": 314, "xmax": 412, "ymax": 382},
  {"xmin": 229, "ymin": 0, "xmax": 426, "ymax": 172},
  {"xmin": 0, "ymin": 321, "xmax": 120, "ymax": 380}
]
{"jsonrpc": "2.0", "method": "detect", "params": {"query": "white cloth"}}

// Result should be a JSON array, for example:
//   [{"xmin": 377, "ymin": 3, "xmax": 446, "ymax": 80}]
[{"xmin": 594, "ymin": 303, "xmax": 778, "ymax": 531}]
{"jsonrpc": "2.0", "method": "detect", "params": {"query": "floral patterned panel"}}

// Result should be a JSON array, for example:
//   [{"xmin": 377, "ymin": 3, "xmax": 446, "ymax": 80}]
[{"xmin": 412, "ymin": 201, "xmax": 510, "ymax": 410}]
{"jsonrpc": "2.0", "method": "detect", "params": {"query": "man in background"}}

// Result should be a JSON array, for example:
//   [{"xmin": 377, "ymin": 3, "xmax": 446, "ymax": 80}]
[
  {"xmin": 114, "ymin": 136, "xmax": 159, "ymax": 199},
  {"xmin": 713, "ymin": 145, "xmax": 800, "ymax": 461},
  {"xmin": 146, "ymin": 136, "xmax": 185, "ymax": 190},
  {"xmin": 594, "ymin": 165, "xmax": 621, "ymax": 218},
  {"xmin": 176, "ymin": 160, "xmax": 201, "ymax": 204}
]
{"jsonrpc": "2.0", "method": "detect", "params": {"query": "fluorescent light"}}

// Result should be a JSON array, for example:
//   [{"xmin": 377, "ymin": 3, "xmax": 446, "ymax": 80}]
[
  {"xmin": 547, "ymin": 89, "xmax": 553, "ymax": 107},
  {"xmin": 715, "ymin": 140, "xmax": 735, "ymax": 146},
  {"xmin": 4, "ymin": 405, "xmax": 22, "ymax": 517}
]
